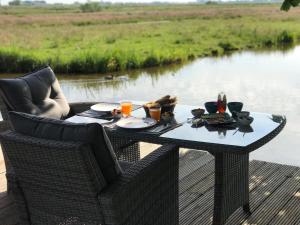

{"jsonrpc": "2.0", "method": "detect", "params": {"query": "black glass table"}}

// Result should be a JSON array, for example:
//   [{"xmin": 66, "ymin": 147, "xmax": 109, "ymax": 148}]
[{"xmin": 67, "ymin": 104, "xmax": 286, "ymax": 225}]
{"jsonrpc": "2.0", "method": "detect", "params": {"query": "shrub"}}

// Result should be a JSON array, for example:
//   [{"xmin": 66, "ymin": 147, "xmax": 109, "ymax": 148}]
[
  {"xmin": 262, "ymin": 38, "xmax": 274, "ymax": 47},
  {"xmin": 277, "ymin": 31, "xmax": 294, "ymax": 45},
  {"xmin": 80, "ymin": 2, "xmax": 102, "ymax": 13},
  {"xmin": 218, "ymin": 42, "xmax": 238, "ymax": 52},
  {"xmin": 206, "ymin": 1, "xmax": 218, "ymax": 5},
  {"xmin": 0, "ymin": 50, "xmax": 46, "ymax": 73},
  {"xmin": 211, "ymin": 49, "xmax": 219, "ymax": 56},
  {"xmin": 8, "ymin": 0, "xmax": 21, "ymax": 6},
  {"xmin": 143, "ymin": 55, "xmax": 160, "ymax": 68}
]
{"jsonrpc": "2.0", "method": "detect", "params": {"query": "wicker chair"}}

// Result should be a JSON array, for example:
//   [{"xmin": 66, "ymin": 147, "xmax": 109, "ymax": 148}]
[
  {"xmin": 0, "ymin": 130, "xmax": 179, "ymax": 225},
  {"xmin": 0, "ymin": 67, "xmax": 140, "ymax": 192}
]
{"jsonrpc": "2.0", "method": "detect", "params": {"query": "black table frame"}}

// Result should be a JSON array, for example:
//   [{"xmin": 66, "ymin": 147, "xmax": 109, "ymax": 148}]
[{"xmin": 104, "ymin": 117, "xmax": 286, "ymax": 225}]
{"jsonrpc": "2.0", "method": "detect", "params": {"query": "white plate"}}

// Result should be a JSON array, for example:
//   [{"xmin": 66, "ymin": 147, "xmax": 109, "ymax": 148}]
[
  {"xmin": 66, "ymin": 116, "xmax": 113, "ymax": 124},
  {"xmin": 116, "ymin": 117, "xmax": 157, "ymax": 129},
  {"xmin": 91, "ymin": 103, "xmax": 119, "ymax": 112}
]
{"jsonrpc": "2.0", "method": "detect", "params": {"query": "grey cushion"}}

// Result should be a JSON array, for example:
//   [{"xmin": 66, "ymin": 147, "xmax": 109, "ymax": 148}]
[
  {"xmin": 9, "ymin": 111, "xmax": 122, "ymax": 184},
  {"xmin": 0, "ymin": 66, "xmax": 70, "ymax": 119}
]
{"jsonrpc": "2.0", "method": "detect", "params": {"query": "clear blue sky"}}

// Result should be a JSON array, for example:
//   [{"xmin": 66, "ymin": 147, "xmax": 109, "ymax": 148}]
[{"xmin": 1, "ymin": 0, "xmax": 197, "ymax": 6}]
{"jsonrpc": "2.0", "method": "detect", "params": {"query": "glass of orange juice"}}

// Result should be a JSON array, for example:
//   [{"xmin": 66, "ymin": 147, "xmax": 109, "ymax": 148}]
[
  {"xmin": 149, "ymin": 106, "xmax": 161, "ymax": 122},
  {"xmin": 120, "ymin": 101, "xmax": 132, "ymax": 117}
]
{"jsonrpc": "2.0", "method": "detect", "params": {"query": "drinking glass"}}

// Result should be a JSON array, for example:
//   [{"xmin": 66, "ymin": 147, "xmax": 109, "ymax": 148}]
[
  {"xmin": 149, "ymin": 107, "xmax": 161, "ymax": 122},
  {"xmin": 121, "ymin": 101, "xmax": 132, "ymax": 117}
]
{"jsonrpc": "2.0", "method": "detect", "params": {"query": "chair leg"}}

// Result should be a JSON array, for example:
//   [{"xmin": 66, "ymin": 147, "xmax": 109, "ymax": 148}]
[
  {"xmin": 212, "ymin": 152, "xmax": 250, "ymax": 225},
  {"xmin": 243, "ymin": 203, "xmax": 252, "ymax": 214}
]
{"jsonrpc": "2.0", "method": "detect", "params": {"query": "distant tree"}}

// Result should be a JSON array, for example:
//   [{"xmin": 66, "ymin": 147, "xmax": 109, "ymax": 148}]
[
  {"xmin": 80, "ymin": 2, "xmax": 102, "ymax": 12},
  {"xmin": 205, "ymin": 1, "xmax": 218, "ymax": 4},
  {"xmin": 9, "ymin": 0, "xmax": 21, "ymax": 5},
  {"xmin": 281, "ymin": 0, "xmax": 300, "ymax": 11}
]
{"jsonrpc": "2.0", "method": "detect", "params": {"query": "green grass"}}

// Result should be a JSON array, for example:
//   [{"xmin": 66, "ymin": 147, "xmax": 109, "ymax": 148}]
[{"xmin": 0, "ymin": 4, "xmax": 300, "ymax": 74}]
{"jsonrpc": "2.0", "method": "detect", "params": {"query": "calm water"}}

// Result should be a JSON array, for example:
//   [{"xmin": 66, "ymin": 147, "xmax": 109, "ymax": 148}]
[
  {"xmin": 56, "ymin": 46, "xmax": 300, "ymax": 166},
  {"xmin": 3, "ymin": 47, "xmax": 300, "ymax": 166}
]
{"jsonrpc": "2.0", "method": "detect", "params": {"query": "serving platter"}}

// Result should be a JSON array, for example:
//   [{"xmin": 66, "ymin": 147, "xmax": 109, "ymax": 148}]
[{"xmin": 201, "ymin": 113, "xmax": 236, "ymax": 126}]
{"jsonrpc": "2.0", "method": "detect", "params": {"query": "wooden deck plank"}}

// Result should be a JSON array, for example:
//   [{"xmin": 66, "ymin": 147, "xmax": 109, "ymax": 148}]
[
  {"xmin": 295, "ymin": 217, "xmax": 300, "ymax": 225},
  {"xmin": 0, "ymin": 151, "xmax": 6, "ymax": 174},
  {"xmin": 184, "ymin": 161, "xmax": 279, "ymax": 225},
  {"xmin": 180, "ymin": 161, "xmax": 274, "ymax": 224},
  {"xmin": 269, "ymin": 187, "xmax": 300, "ymax": 225},
  {"xmin": 179, "ymin": 149, "xmax": 206, "ymax": 168},
  {"xmin": 241, "ymin": 168, "xmax": 300, "ymax": 225},
  {"xmin": 198, "ymin": 163, "xmax": 297, "ymax": 225},
  {"xmin": 179, "ymin": 150, "xmax": 212, "ymax": 180},
  {"xmin": 179, "ymin": 155, "xmax": 214, "ymax": 195},
  {"xmin": 0, "ymin": 173, "xmax": 7, "ymax": 195},
  {"xmin": 1, "ymin": 148, "xmax": 300, "ymax": 225},
  {"xmin": 225, "ymin": 163, "xmax": 298, "ymax": 225}
]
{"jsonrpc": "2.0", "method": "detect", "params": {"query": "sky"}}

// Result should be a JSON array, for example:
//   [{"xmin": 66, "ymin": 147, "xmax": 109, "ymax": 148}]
[{"xmin": 1, "ymin": 0, "xmax": 196, "ymax": 6}]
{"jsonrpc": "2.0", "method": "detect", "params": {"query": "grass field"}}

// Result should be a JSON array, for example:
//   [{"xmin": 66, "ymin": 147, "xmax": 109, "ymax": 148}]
[{"xmin": 0, "ymin": 4, "xmax": 300, "ymax": 74}]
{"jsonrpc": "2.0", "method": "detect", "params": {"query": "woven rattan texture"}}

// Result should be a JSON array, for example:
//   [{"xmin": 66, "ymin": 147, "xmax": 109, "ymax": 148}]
[
  {"xmin": 1, "ymin": 130, "xmax": 179, "ymax": 225},
  {"xmin": 213, "ymin": 152, "xmax": 249, "ymax": 225},
  {"xmin": 1, "ymin": 131, "xmax": 106, "ymax": 225}
]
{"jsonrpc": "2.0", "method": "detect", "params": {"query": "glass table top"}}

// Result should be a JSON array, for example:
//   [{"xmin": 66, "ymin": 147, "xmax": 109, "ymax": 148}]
[
  {"xmin": 67, "ymin": 103, "xmax": 286, "ymax": 151},
  {"xmin": 131, "ymin": 104, "xmax": 286, "ymax": 149}
]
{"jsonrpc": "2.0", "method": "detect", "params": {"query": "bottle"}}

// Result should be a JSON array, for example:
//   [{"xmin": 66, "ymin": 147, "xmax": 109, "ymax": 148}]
[
  {"xmin": 223, "ymin": 94, "xmax": 227, "ymax": 112},
  {"xmin": 217, "ymin": 92, "xmax": 226, "ymax": 113},
  {"xmin": 217, "ymin": 93, "xmax": 222, "ymax": 113}
]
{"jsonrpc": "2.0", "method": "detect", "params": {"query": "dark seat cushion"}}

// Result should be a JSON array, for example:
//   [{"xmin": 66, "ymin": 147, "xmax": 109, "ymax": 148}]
[
  {"xmin": 0, "ymin": 66, "xmax": 70, "ymax": 119},
  {"xmin": 9, "ymin": 111, "xmax": 122, "ymax": 184}
]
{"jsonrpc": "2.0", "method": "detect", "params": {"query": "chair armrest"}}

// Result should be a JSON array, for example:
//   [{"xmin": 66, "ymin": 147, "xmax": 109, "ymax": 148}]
[
  {"xmin": 68, "ymin": 102, "xmax": 98, "ymax": 115},
  {"xmin": 99, "ymin": 144, "xmax": 179, "ymax": 225}
]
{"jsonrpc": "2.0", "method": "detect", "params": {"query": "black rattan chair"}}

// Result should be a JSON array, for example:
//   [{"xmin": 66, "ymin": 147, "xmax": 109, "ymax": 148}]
[
  {"xmin": 0, "ymin": 114, "xmax": 179, "ymax": 225},
  {"xmin": 0, "ymin": 66, "xmax": 140, "ymax": 192}
]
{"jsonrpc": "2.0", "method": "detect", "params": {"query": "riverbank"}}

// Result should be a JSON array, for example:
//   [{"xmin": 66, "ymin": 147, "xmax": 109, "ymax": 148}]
[{"xmin": 0, "ymin": 4, "xmax": 300, "ymax": 74}]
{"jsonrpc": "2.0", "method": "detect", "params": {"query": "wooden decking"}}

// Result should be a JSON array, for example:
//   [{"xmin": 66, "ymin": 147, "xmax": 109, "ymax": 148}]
[{"xmin": 1, "ymin": 146, "xmax": 300, "ymax": 225}]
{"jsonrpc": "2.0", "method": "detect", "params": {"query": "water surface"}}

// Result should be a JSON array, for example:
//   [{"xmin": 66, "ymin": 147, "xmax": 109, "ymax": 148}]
[{"xmin": 4, "ymin": 47, "xmax": 300, "ymax": 166}]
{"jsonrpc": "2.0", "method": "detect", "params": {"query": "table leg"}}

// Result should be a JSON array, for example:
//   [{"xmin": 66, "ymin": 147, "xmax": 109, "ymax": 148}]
[{"xmin": 212, "ymin": 152, "xmax": 250, "ymax": 225}]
